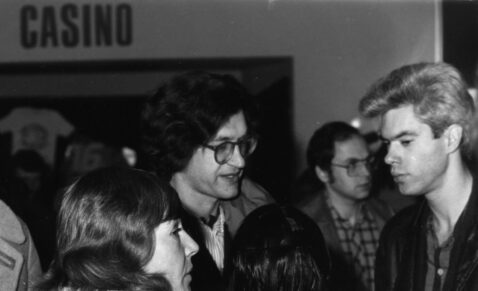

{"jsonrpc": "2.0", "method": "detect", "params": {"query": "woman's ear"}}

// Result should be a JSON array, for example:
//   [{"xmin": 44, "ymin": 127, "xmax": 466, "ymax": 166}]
[{"xmin": 314, "ymin": 165, "xmax": 330, "ymax": 183}]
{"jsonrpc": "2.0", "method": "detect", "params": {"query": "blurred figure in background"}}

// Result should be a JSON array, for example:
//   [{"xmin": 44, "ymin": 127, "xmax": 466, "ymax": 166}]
[
  {"xmin": 57, "ymin": 134, "xmax": 130, "ymax": 188},
  {"xmin": 5, "ymin": 150, "xmax": 56, "ymax": 271},
  {"xmin": 228, "ymin": 204, "xmax": 330, "ymax": 291},
  {"xmin": 0, "ymin": 198, "xmax": 42, "ymax": 290},
  {"xmin": 40, "ymin": 166, "xmax": 198, "ymax": 291},
  {"xmin": 294, "ymin": 121, "xmax": 393, "ymax": 291}
]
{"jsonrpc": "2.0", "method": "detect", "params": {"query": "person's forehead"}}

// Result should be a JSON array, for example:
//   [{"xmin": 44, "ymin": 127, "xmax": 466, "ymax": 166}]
[
  {"xmin": 333, "ymin": 135, "xmax": 369, "ymax": 161},
  {"xmin": 211, "ymin": 111, "xmax": 247, "ymax": 141},
  {"xmin": 379, "ymin": 105, "xmax": 428, "ymax": 139},
  {"xmin": 155, "ymin": 219, "xmax": 177, "ymax": 234}
]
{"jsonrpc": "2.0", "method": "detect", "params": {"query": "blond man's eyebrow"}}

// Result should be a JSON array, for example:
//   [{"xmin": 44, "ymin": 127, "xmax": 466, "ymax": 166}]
[{"xmin": 382, "ymin": 130, "xmax": 418, "ymax": 141}]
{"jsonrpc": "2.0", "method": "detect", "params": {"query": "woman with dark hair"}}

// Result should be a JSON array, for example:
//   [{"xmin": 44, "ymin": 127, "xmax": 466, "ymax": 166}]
[
  {"xmin": 228, "ymin": 204, "xmax": 330, "ymax": 291},
  {"xmin": 39, "ymin": 166, "xmax": 198, "ymax": 291}
]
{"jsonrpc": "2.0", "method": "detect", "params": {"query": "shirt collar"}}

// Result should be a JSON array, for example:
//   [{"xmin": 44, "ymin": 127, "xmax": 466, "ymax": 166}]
[
  {"xmin": 326, "ymin": 196, "xmax": 369, "ymax": 225},
  {"xmin": 201, "ymin": 205, "xmax": 224, "ymax": 229}
]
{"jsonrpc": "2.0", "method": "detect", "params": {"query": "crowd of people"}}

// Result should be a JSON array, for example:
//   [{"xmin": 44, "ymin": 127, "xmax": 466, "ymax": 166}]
[{"xmin": 0, "ymin": 62, "xmax": 476, "ymax": 291}]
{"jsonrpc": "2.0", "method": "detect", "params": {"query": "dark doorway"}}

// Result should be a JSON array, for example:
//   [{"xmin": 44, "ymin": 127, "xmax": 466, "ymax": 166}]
[{"xmin": 0, "ymin": 57, "xmax": 294, "ymax": 202}]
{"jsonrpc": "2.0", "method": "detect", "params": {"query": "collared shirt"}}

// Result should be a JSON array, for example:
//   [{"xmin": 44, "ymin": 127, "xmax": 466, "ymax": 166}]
[
  {"xmin": 424, "ymin": 216, "xmax": 454, "ymax": 291},
  {"xmin": 327, "ymin": 199, "xmax": 380, "ymax": 291},
  {"xmin": 200, "ymin": 206, "xmax": 225, "ymax": 272}
]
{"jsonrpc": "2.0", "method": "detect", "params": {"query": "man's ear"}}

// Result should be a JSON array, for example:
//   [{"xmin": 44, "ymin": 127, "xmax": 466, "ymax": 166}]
[
  {"xmin": 444, "ymin": 124, "xmax": 463, "ymax": 154},
  {"xmin": 314, "ymin": 165, "xmax": 330, "ymax": 183}
]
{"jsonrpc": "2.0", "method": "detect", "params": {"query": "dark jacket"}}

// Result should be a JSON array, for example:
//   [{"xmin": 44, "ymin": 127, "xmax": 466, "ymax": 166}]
[
  {"xmin": 375, "ymin": 177, "xmax": 478, "ymax": 291},
  {"xmin": 182, "ymin": 210, "xmax": 226, "ymax": 291},
  {"xmin": 295, "ymin": 190, "xmax": 393, "ymax": 291}
]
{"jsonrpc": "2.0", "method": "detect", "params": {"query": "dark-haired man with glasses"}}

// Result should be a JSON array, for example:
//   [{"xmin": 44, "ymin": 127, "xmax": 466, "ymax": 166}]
[
  {"xmin": 141, "ymin": 71, "xmax": 273, "ymax": 291},
  {"xmin": 295, "ymin": 121, "xmax": 393, "ymax": 291}
]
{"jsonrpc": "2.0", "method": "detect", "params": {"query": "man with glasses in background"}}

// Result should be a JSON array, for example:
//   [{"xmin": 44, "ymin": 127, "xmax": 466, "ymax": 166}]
[
  {"xmin": 295, "ymin": 121, "xmax": 393, "ymax": 291},
  {"xmin": 141, "ymin": 71, "xmax": 273, "ymax": 291}
]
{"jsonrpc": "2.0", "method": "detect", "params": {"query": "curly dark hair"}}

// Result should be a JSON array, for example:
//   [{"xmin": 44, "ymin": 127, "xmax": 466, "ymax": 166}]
[{"xmin": 141, "ymin": 71, "xmax": 257, "ymax": 180}]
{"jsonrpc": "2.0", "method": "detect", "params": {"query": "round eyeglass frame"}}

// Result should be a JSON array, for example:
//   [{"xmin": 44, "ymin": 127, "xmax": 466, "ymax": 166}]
[
  {"xmin": 330, "ymin": 156, "xmax": 373, "ymax": 177},
  {"xmin": 203, "ymin": 137, "xmax": 257, "ymax": 165}
]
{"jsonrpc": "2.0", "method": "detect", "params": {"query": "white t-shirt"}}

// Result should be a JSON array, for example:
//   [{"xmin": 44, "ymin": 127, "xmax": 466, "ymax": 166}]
[{"xmin": 0, "ymin": 107, "xmax": 74, "ymax": 166}]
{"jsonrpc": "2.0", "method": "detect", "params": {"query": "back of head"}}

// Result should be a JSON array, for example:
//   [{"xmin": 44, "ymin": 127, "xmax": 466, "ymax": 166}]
[
  {"xmin": 141, "ymin": 71, "xmax": 257, "ymax": 180},
  {"xmin": 229, "ymin": 204, "xmax": 330, "ymax": 291},
  {"xmin": 359, "ymin": 62, "xmax": 475, "ymax": 157},
  {"xmin": 306, "ymin": 121, "xmax": 361, "ymax": 175},
  {"xmin": 40, "ymin": 166, "xmax": 179, "ymax": 291}
]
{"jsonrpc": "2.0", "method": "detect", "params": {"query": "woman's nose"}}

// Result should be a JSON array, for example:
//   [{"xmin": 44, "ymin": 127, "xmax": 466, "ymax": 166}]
[{"xmin": 182, "ymin": 231, "xmax": 199, "ymax": 257}]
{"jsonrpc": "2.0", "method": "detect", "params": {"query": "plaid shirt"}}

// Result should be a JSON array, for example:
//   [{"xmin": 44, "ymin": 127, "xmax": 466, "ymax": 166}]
[{"xmin": 327, "ymin": 199, "xmax": 380, "ymax": 291}]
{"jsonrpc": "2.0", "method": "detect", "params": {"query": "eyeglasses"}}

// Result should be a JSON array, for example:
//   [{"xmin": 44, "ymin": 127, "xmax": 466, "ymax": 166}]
[
  {"xmin": 203, "ymin": 137, "xmax": 257, "ymax": 165},
  {"xmin": 330, "ymin": 157, "xmax": 373, "ymax": 177}
]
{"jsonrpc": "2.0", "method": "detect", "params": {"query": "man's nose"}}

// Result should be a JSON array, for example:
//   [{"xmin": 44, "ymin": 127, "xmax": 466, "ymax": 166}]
[
  {"xmin": 357, "ymin": 160, "xmax": 371, "ymax": 177},
  {"xmin": 227, "ymin": 144, "xmax": 246, "ymax": 168},
  {"xmin": 384, "ymin": 145, "xmax": 398, "ymax": 165}
]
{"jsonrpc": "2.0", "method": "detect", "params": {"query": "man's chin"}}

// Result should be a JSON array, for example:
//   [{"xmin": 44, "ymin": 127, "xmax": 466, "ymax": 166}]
[
  {"xmin": 359, "ymin": 192, "xmax": 370, "ymax": 200},
  {"xmin": 219, "ymin": 190, "xmax": 240, "ymax": 201},
  {"xmin": 354, "ymin": 187, "xmax": 370, "ymax": 200},
  {"xmin": 216, "ymin": 178, "xmax": 241, "ymax": 200},
  {"xmin": 397, "ymin": 184, "xmax": 420, "ymax": 196}
]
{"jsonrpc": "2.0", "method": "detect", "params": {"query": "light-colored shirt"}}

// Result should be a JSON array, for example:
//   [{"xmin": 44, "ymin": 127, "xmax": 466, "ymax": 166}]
[{"xmin": 200, "ymin": 206, "xmax": 225, "ymax": 272}]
